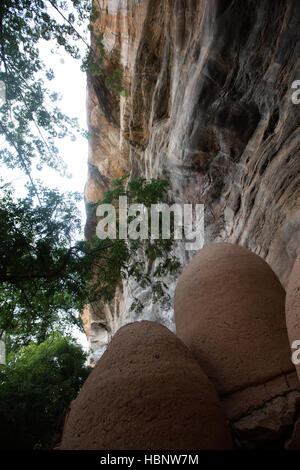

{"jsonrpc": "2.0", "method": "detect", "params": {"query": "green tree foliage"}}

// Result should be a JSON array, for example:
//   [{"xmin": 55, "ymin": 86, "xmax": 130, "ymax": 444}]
[
  {"xmin": 0, "ymin": 0, "xmax": 126, "ymax": 185},
  {"xmin": 0, "ymin": 0, "xmax": 90, "ymax": 179},
  {"xmin": 0, "ymin": 177, "xmax": 180, "ymax": 348},
  {"xmin": 88, "ymin": 176, "xmax": 181, "ymax": 313},
  {"xmin": 0, "ymin": 182, "xmax": 90, "ymax": 348},
  {"xmin": 0, "ymin": 332, "xmax": 90, "ymax": 450}
]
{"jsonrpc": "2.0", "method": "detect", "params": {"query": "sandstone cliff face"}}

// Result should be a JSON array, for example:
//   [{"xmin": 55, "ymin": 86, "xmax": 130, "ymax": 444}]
[{"xmin": 84, "ymin": 0, "xmax": 300, "ymax": 363}]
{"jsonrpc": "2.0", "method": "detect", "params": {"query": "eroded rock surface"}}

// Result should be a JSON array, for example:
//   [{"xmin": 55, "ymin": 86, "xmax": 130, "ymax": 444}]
[
  {"xmin": 59, "ymin": 321, "xmax": 233, "ymax": 450},
  {"xmin": 174, "ymin": 243, "xmax": 293, "ymax": 395},
  {"xmin": 174, "ymin": 242, "xmax": 300, "ymax": 448},
  {"xmin": 84, "ymin": 0, "xmax": 300, "ymax": 361}
]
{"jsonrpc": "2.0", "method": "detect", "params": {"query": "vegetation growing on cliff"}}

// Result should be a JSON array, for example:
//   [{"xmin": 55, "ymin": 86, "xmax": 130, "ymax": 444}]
[{"xmin": 88, "ymin": 176, "xmax": 181, "ymax": 313}]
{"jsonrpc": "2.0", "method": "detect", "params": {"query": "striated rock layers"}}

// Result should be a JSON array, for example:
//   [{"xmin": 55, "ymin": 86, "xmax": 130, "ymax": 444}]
[
  {"xmin": 59, "ymin": 321, "xmax": 233, "ymax": 450},
  {"xmin": 174, "ymin": 243, "xmax": 300, "ymax": 449},
  {"xmin": 84, "ymin": 0, "xmax": 300, "ymax": 361}
]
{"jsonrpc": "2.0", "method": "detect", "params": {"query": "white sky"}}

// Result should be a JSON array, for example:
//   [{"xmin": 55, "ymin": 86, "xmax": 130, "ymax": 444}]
[
  {"xmin": 41, "ymin": 44, "xmax": 89, "ymax": 350},
  {"xmin": 38, "ymin": 42, "xmax": 88, "ymax": 220},
  {"xmin": 1, "ymin": 43, "xmax": 88, "ymax": 219}
]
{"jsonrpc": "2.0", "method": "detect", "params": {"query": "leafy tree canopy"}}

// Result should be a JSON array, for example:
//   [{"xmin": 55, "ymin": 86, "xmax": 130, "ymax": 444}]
[
  {"xmin": 0, "ymin": 181, "xmax": 88, "ymax": 348},
  {"xmin": 0, "ymin": 0, "xmax": 89, "ymax": 179},
  {"xmin": 0, "ymin": 177, "xmax": 180, "ymax": 349},
  {"xmin": 0, "ymin": 0, "xmax": 125, "ymax": 186},
  {"xmin": 0, "ymin": 332, "xmax": 90, "ymax": 449}
]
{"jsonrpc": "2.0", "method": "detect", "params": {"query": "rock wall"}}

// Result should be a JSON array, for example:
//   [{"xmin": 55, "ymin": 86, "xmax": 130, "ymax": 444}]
[{"xmin": 84, "ymin": 0, "xmax": 300, "ymax": 363}]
